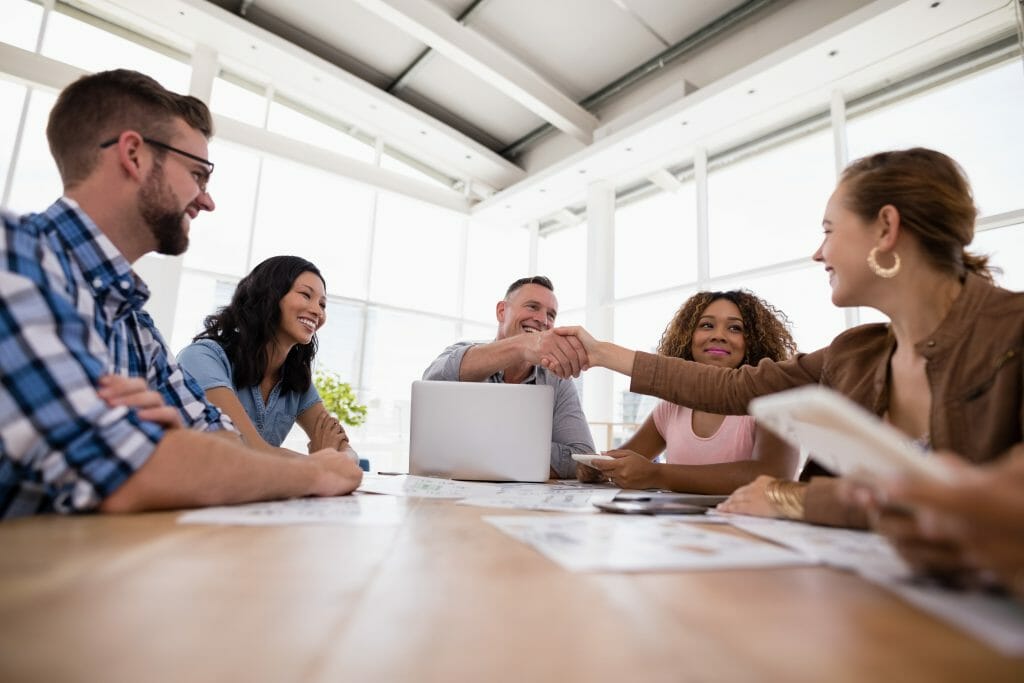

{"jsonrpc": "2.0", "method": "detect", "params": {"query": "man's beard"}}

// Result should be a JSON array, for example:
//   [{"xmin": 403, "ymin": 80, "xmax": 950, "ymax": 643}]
[{"xmin": 139, "ymin": 161, "xmax": 189, "ymax": 256}]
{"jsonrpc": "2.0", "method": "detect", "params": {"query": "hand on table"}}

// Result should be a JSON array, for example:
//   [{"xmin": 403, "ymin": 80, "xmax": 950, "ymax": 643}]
[
  {"xmin": 586, "ymin": 450, "xmax": 659, "ymax": 490},
  {"xmin": 716, "ymin": 475, "xmax": 780, "ymax": 518}
]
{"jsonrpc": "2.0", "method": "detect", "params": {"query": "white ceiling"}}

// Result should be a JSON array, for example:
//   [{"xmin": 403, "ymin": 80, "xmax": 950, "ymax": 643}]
[{"xmin": 61, "ymin": 0, "xmax": 1020, "ymax": 224}]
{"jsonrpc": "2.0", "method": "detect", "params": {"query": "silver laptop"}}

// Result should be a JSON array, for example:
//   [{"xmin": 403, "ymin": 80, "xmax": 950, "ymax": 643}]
[{"xmin": 409, "ymin": 380, "xmax": 554, "ymax": 482}]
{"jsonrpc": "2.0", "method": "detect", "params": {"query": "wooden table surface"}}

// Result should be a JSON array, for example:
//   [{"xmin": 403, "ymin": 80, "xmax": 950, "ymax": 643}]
[{"xmin": 1, "ymin": 496, "xmax": 1021, "ymax": 682}]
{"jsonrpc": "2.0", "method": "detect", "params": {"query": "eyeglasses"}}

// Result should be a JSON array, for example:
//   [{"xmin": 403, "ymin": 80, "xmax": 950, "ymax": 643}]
[{"xmin": 99, "ymin": 136, "xmax": 214, "ymax": 192}]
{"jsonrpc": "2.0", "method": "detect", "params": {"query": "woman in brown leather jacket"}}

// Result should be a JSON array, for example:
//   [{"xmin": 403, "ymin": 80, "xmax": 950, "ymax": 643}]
[{"xmin": 546, "ymin": 148, "xmax": 1023, "ymax": 587}]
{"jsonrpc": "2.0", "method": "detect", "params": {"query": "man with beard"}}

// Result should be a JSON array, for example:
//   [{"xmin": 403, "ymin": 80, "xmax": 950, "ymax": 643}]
[
  {"xmin": 423, "ymin": 276, "xmax": 594, "ymax": 478},
  {"xmin": 0, "ymin": 70, "xmax": 362, "ymax": 518}
]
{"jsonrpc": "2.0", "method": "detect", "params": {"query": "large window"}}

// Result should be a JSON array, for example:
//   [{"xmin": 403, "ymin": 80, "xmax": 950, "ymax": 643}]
[
  {"xmin": 4, "ymin": 90, "xmax": 60, "ymax": 214},
  {"xmin": 707, "ymin": 127, "xmax": 835, "ymax": 277},
  {"xmin": 0, "ymin": 0, "xmax": 43, "ymax": 51},
  {"xmin": 463, "ymin": 221, "xmax": 530, "ymax": 323},
  {"xmin": 848, "ymin": 61, "xmax": 1024, "ymax": 218},
  {"xmin": 614, "ymin": 185, "xmax": 698, "ymax": 298},
  {"xmin": 973, "ymin": 225, "xmax": 1024, "ymax": 292},
  {"xmin": 537, "ymin": 223, "xmax": 587, "ymax": 311},
  {"xmin": 250, "ymin": 157, "xmax": 375, "ymax": 300},
  {"xmin": 370, "ymin": 194, "xmax": 464, "ymax": 315},
  {"xmin": 41, "ymin": 9, "xmax": 189, "ymax": 93}
]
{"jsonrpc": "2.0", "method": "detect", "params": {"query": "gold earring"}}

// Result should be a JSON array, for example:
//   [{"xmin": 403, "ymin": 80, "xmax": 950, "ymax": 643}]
[{"xmin": 867, "ymin": 247, "xmax": 900, "ymax": 278}]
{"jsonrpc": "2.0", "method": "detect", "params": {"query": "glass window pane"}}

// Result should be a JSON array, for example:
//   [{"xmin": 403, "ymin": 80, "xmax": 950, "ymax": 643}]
[
  {"xmin": 5, "ymin": 89, "xmax": 61, "ymax": 214},
  {"xmin": 716, "ymin": 265, "xmax": 844, "ymax": 353},
  {"xmin": 847, "ymin": 61, "xmax": 1024, "ymax": 218},
  {"xmin": 250, "ymin": 157, "xmax": 374, "ymax": 299},
  {"xmin": 41, "ymin": 12, "xmax": 189, "ymax": 93},
  {"xmin": 612, "ymin": 290, "xmax": 691, "ymax": 425},
  {"xmin": 537, "ymin": 224, "xmax": 586, "ymax": 312},
  {"xmin": 0, "ymin": 78, "xmax": 28, "ymax": 202},
  {"xmin": 315, "ymin": 299, "xmax": 365, "ymax": 385},
  {"xmin": 267, "ymin": 101, "xmax": 375, "ymax": 163},
  {"xmin": 371, "ymin": 194, "xmax": 464, "ymax": 315},
  {"xmin": 211, "ymin": 76, "xmax": 267, "ymax": 128},
  {"xmin": 169, "ymin": 270, "xmax": 226, "ymax": 354},
  {"xmin": 357, "ymin": 308, "xmax": 459, "ymax": 472},
  {"xmin": 615, "ymin": 186, "xmax": 697, "ymax": 298},
  {"xmin": 463, "ymin": 222, "xmax": 529, "ymax": 323},
  {"xmin": 973, "ymin": 225, "xmax": 1024, "ymax": 292},
  {"xmin": 0, "ymin": 0, "xmax": 43, "ymax": 51},
  {"xmin": 708, "ymin": 129, "xmax": 835, "ymax": 277},
  {"xmin": 183, "ymin": 140, "xmax": 259, "ymax": 277}
]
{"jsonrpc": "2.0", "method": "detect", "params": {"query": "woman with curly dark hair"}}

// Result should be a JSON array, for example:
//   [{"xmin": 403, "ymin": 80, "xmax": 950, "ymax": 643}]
[
  {"xmin": 577, "ymin": 290, "xmax": 800, "ymax": 494},
  {"xmin": 178, "ymin": 255, "xmax": 357, "ymax": 460}
]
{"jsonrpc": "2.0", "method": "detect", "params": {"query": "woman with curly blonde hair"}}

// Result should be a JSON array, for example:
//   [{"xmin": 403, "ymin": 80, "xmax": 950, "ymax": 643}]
[{"xmin": 578, "ymin": 290, "xmax": 800, "ymax": 493}]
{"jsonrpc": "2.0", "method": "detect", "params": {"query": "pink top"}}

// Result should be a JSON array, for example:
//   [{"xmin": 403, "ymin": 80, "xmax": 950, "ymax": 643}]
[{"xmin": 651, "ymin": 400, "xmax": 756, "ymax": 465}]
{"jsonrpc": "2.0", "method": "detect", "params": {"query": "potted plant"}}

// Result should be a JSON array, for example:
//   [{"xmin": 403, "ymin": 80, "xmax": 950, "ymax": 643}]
[{"xmin": 313, "ymin": 369, "xmax": 368, "ymax": 428}]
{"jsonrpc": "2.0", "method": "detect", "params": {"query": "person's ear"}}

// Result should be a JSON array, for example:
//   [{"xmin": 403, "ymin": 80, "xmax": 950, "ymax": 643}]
[
  {"xmin": 112, "ymin": 131, "xmax": 147, "ymax": 182},
  {"xmin": 496, "ymin": 300, "xmax": 506, "ymax": 323},
  {"xmin": 876, "ymin": 204, "xmax": 901, "ymax": 250}
]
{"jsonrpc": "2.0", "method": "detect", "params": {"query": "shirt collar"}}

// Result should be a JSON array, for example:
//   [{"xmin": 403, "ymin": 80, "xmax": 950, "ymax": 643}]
[{"xmin": 50, "ymin": 197, "xmax": 150, "ymax": 309}]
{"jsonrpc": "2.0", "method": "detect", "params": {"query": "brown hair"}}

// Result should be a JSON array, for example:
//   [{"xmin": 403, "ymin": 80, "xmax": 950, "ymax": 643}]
[
  {"xmin": 840, "ymin": 147, "xmax": 991, "ymax": 281},
  {"xmin": 46, "ymin": 69, "xmax": 213, "ymax": 189},
  {"xmin": 658, "ymin": 290, "xmax": 796, "ymax": 365}
]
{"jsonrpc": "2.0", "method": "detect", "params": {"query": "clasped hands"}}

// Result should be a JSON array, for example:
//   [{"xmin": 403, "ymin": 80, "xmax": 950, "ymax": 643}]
[{"xmin": 525, "ymin": 326, "xmax": 598, "ymax": 379}]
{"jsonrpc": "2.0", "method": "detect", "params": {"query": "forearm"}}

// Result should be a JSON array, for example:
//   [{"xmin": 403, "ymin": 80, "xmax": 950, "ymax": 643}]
[
  {"xmin": 801, "ymin": 477, "xmax": 870, "ymax": 529},
  {"xmin": 99, "ymin": 430, "xmax": 357, "ymax": 512},
  {"xmin": 591, "ymin": 341, "xmax": 636, "ymax": 376},
  {"xmin": 458, "ymin": 338, "xmax": 526, "ymax": 380}
]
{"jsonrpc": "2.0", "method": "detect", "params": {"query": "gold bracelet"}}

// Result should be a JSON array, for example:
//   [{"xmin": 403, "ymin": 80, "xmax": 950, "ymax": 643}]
[{"xmin": 765, "ymin": 479, "xmax": 806, "ymax": 520}]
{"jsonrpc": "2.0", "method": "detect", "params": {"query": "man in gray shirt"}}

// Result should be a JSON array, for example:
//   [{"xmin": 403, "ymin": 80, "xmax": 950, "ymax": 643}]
[{"xmin": 422, "ymin": 276, "xmax": 595, "ymax": 478}]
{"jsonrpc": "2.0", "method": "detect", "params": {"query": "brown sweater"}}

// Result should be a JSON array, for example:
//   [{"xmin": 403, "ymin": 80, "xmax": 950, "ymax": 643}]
[{"xmin": 630, "ymin": 273, "xmax": 1024, "ymax": 527}]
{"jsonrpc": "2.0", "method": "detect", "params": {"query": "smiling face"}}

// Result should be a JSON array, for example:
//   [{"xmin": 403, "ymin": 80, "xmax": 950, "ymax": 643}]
[
  {"xmin": 813, "ymin": 183, "xmax": 880, "ymax": 307},
  {"xmin": 277, "ymin": 271, "xmax": 327, "ymax": 347},
  {"xmin": 689, "ymin": 298, "xmax": 747, "ymax": 369},
  {"xmin": 138, "ymin": 118, "xmax": 215, "ymax": 256},
  {"xmin": 496, "ymin": 283, "xmax": 558, "ymax": 340}
]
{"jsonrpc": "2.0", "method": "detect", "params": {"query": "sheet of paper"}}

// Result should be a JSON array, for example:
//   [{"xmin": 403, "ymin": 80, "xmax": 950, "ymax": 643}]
[
  {"xmin": 720, "ymin": 514, "xmax": 910, "ymax": 578},
  {"xmin": 178, "ymin": 493, "xmax": 405, "ymax": 526},
  {"xmin": 485, "ymin": 514, "xmax": 813, "ymax": 572},
  {"xmin": 721, "ymin": 513, "xmax": 1024, "ymax": 655},
  {"xmin": 357, "ymin": 474, "xmax": 498, "ymax": 498},
  {"xmin": 457, "ymin": 485, "xmax": 620, "ymax": 512}
]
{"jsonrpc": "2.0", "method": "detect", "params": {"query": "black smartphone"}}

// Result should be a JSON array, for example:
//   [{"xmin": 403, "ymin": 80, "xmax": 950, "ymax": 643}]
[{"xmin": 594, "ymin": 501, "xmax": 707, "ymax": 515}]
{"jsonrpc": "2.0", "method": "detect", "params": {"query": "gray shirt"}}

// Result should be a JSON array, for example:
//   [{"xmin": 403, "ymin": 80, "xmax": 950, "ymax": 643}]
[{"xmin": 422, "ymin": 342, "xmax": 595, "ymax": 478}]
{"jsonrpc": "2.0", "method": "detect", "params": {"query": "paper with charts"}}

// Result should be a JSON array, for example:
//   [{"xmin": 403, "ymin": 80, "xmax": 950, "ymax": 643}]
[
  {"xmin": 177, "ymin": 492, "xmax": 405, "ymax": 526},
  {"xmin": 359, "ymin": 474, "xmax": 620, "ymax": 511},
  {"xmin": 485, "ymin": 515, "xmax": 812, "ymax": 572},
  {"xmin": 723, "ymin": 514, "xmax": 1024, "ymax": 656}
]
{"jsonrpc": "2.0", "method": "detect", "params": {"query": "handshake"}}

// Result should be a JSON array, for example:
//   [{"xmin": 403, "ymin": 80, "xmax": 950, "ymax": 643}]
[{"xmin": 523, "ymin": 326, "xmax": 600, "ymax": 379}]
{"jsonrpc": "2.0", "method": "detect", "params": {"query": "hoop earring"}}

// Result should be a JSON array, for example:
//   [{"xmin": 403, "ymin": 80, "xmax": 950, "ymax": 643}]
[{"xmin": 867, "ymin": 247, "xmax": 900, "ymax": 278}]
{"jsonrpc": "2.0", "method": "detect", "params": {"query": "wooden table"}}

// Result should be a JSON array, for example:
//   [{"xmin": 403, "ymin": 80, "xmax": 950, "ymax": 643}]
[{"xmin": 1, "ymin": 496, "xmax": 1021, "ymax": 682}]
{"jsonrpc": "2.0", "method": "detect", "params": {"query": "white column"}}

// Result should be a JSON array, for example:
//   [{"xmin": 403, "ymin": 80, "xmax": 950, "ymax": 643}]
[
  {"xmin": 583, "ymin": 180, "xmax": 615, "ymax": 443},
  {"xmin": 831, "ymin": 89, "xmax": 860, "ymax": 329},
  {"xmin": 527, "ymin": 220, "xmax": 539, "ymax": 274},
  {"xmin": 694, "ymin": 147, "xmax": 710, "ymax": 287},
  {"xmin": 135, "ymin": 45, "xmax": 219, "ymax": 340}
]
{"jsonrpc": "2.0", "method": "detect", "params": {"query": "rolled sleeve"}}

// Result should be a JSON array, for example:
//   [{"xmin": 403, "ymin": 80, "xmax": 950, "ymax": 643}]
[
  {"xmin": 548, "ymin": 377, "xmax": 595, "ymax": 478},
  {"xmin": 422, "ymin": 342, "xmax": 474, "ymax": 381}
]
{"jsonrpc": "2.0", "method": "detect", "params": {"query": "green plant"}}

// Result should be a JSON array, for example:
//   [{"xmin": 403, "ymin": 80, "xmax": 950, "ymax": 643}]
[{"xmin": 313, "ymin": 370, "xmax": 368, "ymax": 427}]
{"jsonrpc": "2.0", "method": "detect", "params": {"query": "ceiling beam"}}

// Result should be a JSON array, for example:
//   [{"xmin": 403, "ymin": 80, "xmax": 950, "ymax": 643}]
[{"xmin": 350, "ymin": 0, "xmax": 599, "ymax": 144}]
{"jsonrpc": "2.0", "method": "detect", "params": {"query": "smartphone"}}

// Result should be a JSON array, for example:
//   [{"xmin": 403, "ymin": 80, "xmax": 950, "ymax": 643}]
[{"xmin": 595, "ymin": 501, "xmax": 707, "ymax": 515}]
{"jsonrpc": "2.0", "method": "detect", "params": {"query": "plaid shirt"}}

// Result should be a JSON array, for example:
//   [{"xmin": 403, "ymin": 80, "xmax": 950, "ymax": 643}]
[{"xmin": 1, "ymin": 198, "xmax": 235, "ymax": 518}]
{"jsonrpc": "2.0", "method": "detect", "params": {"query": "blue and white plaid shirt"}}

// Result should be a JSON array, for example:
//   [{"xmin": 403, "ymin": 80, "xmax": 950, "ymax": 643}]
[{"xmin": 1, "ymin": 198, "xmax": 235, "ymax": 518}]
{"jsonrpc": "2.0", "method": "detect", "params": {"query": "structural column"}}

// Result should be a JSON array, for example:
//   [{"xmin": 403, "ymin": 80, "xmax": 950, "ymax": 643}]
[{"xmin": 584, "ymin": 180, "xmax": 615, "ymax": 446}]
